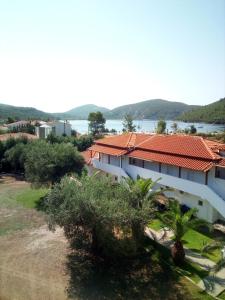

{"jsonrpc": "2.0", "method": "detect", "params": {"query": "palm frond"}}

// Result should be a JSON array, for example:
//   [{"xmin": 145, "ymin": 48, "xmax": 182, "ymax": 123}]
[
  {"xmin": 188, "ymin": 218, "xmax": 210, "ymax": 231},
  {"xmin": 201, "ymin": 241, "xmax": 221, "ymax": 255},
  {"xmin": 212, "ymin": 257, "xmax": 225, "ymax": 273}
]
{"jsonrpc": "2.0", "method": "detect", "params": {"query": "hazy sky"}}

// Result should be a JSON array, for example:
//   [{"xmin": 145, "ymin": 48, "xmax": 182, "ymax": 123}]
[{"xmin": 0, "ymin": 0, "xmax": 224, "ymax": 112}]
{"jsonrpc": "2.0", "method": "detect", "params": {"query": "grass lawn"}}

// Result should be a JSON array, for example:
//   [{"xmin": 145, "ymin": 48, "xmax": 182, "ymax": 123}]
[
  {"xmin": 183, "ymin": 229, "xmax": 222, "ymax": 263},
  {"xmin": 16, "ymin": 187, "xmax": 48, "ymax": 208},
  {"xmin": 150, "ymin": 239, "xmax": 209, "ymax": 283},
  {"xmin": 218, "ymin": 291, "xmax": 225, "ymax": 299},
  {"xmin": 148, "ymin": 218, "xmax": 164, "ymax": 231},
  {"xmin": 148, "ymin": 218, "xmax": 222, "ymax": 263},
  {"xmin": 0, "ymin": 177, "xmax": 48, "ymax": 236}
]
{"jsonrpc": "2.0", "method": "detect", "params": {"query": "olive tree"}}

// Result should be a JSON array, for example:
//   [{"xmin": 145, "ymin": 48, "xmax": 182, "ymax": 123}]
[
  {"xmin": 25, "ymin": 140, "xmax": 84, "ymax": 186},
  {"xmin": 46, "ymin": 175, "xmax": 157, "ymax": 258}
]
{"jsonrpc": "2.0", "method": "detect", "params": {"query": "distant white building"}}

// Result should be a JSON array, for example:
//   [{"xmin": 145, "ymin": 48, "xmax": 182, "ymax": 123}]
[
  {"xmin": 35, "ymin": 121, "xmax": 72, "ymax": 138},
  {"xmin": 6, "ymin": 120, "xmax": 29, "ymax": 131}
]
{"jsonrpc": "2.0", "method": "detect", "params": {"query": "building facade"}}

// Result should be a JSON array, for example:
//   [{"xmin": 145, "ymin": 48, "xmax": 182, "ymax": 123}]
[
  {"xmin": 82, "ymin": 133, "xmax": 225, "ymax": 223},
  {"xmin": 35, "ymin": 121, "xmax": 72, "ymax": 138}
]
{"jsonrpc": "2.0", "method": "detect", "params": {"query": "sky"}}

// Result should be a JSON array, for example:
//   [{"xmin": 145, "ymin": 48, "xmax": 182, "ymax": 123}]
[{"xmin": 0, "ymin": 0, "xmax": 224, "ymax": 113}]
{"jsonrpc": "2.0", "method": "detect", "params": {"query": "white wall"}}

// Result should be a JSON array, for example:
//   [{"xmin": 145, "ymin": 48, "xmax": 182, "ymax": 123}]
[
  {"xmin": 36, "ymin": 126, "xmax": 52, "ymax": 138},
  {"xmin": 164, "ymin": 189, "xmax": 218, "ymax": 222},
  {"xmin": 122, "ymin": 156, "xmax": 225, "ymax": 222},
  {"xmin": 92, "ymin": 155, "xmax": 225, "ymax": 222},
  {"xmin": 208, "ymin": 167, "xmax": 225, "ymax": 200}
]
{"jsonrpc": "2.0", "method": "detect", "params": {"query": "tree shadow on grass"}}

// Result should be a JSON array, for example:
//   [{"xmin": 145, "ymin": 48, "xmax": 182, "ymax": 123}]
[{"xmin": 65, "ymin": 246, "xmax": 194, "ymax": 300}]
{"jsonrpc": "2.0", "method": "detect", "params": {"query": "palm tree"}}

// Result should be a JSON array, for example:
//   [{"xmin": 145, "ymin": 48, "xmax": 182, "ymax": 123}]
[
  {"xmin": 160, "ymin": 200, "xmax": 209, "ymax": 265},
  {"xmin": 124, "ymin": 177, "xmax": 161, "ymax": 246},
  {"xmin": 124, "ymin": 177, "xmax": 161, "ymax": 209}
]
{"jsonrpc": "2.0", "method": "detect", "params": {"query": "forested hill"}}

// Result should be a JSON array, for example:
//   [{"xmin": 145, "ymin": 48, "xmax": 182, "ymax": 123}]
[
  {"xmin": 177, "ymin": 98, "xmax": 225, "ymax": 124},
  {"xmin": 0, "ymin": 103, "xmax": 52, "ymax": 120},
  {"xmin": 104, "ymin": 99, "xmax": 199, "ymax": 120},
  {"xmin": 1, "ymin": 98, "xmax": 224, "ymax": 123},
  {"xmin": 64, "ymin": 104, "xmax": 110, "ymax": 119}
]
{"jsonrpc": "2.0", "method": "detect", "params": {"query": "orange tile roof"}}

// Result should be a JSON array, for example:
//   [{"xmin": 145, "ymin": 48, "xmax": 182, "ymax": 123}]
[
  {"xmin": 204, "ymin": 139, "xmax": 225, "ymax": 152},
  {"xmin": 80, "ymin": 150, "xmax": 92, "ymax": 164},
  {"xmin": 137, "ymin": 135, "xmax": 216, "ymax": 160},
  {"xmin": 95, "ymin": 133, "xmax": 151, "ymax": 148},
  {"xmin": 217, "ymin": 158, "xmax": 225, "ymax": 168},
  {"xmin": 128, "ymin": 150, "xmax": 213, "ymax": 172},
  {"xmin": 89, "ymin": 144, "xmax": 127, "ymax": 156},
  {"xmin": 90, "ymin": 133, "xmax": 225, "ymax": 172}
]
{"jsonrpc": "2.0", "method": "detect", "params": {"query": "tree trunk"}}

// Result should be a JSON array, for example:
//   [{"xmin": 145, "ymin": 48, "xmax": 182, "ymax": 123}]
[
  {"xmin": 91, "ymin": 226, "xmax": 103, "ymax": 256},
  {"xmin": 132, "ymin": 222, "xmax": 145, "ymax": 253},
  {"xmin": 91, "ymin": 227, "xmax": 99, "ymax": 253},
  {"xmin": 171, "ymin": 240, "xmax": 185, "ymax": 265}
]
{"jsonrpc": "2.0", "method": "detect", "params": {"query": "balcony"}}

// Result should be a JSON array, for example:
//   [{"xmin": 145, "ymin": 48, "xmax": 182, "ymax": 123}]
[
  {"xmin": 91, "ymin": 158, "xmax": 225, "ymax": 219},
  {"xmin": 125, "ymin": 164, "xmax": 225, "ymax": 218},
  {"xmin": 92, "ymin": 159, "xmax": 129, "ymax": 179}
]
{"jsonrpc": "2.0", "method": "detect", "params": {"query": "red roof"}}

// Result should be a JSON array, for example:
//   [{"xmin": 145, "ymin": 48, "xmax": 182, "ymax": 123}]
[
  {"xmin": 137, "ymin": 135, "xmax": 216, "ymax": 160},
  {"xmin": 80, "ymin": 150, "xmax": 92, "ymax": 164},
  {"xmin": 89, "ymin": 133, "xmax": 225, "ymax": 172},
  {"xmin": 217, "ymin": 158, "xmax": 225, "ymax": 168},
  {"xmin": 127, "ymin": 150, "xmax": 213, "ymax": 172},
  {"xmin": 95, "ymin": 133, "xmax": 151, "ymax": 148},
  {"xmin": 89, "ymin": 144, "xmax": 127, "ymax": 156},
  {"xmin": 204, "ymin": 139, "xmax": 225, "ymax": 152}
]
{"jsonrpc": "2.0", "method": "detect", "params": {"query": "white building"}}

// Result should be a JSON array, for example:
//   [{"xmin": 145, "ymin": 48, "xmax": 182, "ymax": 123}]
[
  {"xmin": 82, "ymin": 133, "xmax": 225, "ymax": 223},
  {"xmin": 6, "ymin": 120, "xmax": 29, "ymax": 131},
  {"xmin": 35, "ymin": 121, "xmax": 72, "ymax": 138}
]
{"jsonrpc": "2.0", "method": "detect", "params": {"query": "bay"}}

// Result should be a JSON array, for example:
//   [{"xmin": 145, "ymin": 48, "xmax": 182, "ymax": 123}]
[{"xmin": 70, "ymin": 120, "xmax": 225, "ymax": 134}]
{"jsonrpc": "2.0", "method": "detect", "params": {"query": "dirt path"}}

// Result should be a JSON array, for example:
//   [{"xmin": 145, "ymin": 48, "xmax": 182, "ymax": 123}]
[{"xmin": 0, "ymin": 176, "xmax": 69, "ymax": 300}]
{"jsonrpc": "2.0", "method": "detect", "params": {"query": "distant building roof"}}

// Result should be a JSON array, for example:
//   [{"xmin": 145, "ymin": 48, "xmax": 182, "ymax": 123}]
[
  {"xmin": 6, "ymin": 120, "xmax": 29, "ymax": 127},
  {"xmin": 40, "ymin": 124, "xmax": 52, "ymax": 128}
]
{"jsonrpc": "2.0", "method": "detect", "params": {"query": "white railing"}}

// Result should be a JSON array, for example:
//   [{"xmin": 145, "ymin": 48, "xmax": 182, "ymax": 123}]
[
  {"xmin": 92, "ymin": 159, "xmax": 129, "ymax": 179},
  {"xmin": 125, "ymin": 165, "xmax": 225, "ymax": 218},
  {"xmin": 91, "ymin": 159, "xmax": 225, "ymax": 218}
]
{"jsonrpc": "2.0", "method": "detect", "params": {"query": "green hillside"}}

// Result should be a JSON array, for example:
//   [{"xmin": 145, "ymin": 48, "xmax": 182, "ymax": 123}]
[
  {"xmin": 105, "ymin": 99, "xmax": 199, "ymax": 120},
  {"xmin": 65, "ymin": 104, "xmax": 109, "ymax": 119},
  {"xmin": 0, "ymin": 103, "xmax": 52, "ymax": 120},
  {"xmin": 178, "ymin": 98, "xmax": 225, "ymax": 124}
]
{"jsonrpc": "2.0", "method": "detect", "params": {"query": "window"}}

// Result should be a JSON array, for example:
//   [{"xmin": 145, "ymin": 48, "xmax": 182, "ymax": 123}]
[
  {"xmin": 215, "ymin": 167, "xmax": 225, "ymax": 180},
  {"xmin": 198, "ymin": 200, "xmax": 203, "ymax": 206},
  {"xmin": 129, "ymin": 157, "xmax": 144, "ymax": 168},
  {"xmin": 129, "ymin": 158, "xmax": 136, "ymax": 165}
]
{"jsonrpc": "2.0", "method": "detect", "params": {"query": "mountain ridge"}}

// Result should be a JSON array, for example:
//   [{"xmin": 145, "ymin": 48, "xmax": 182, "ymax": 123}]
[
  {"xmin": 104, "ymin": 99, "xmax": 199, "ymax": 120},
  {"xmin": 0, "ymin": 103, "xmax": 52, "ymax": 120},
  {"xmin": 0, "ymin": 98, "xmax": 224, "ymax": 123},
  {"xmin": 177, "ymin": 98, "xmax": 225, "ymax": 124}
]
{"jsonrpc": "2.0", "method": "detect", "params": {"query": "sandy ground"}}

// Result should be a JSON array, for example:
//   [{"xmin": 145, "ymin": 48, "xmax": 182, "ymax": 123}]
[{"xmin": 0, "ymin": 176, "xmax": 69, "ymax": 300}]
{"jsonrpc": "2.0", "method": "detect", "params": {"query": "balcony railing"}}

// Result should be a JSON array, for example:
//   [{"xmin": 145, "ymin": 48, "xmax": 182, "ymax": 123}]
[
  {"xmin": 92, "ymin": 159, "xmax": 128, "ymax": 179},
  {"xmin": 91, "ymin": 159, "xmax": 225, "ymax": 219},
  {"xmin": 125, "ymin": 164, "xmax": 225, "ymax": 218}
]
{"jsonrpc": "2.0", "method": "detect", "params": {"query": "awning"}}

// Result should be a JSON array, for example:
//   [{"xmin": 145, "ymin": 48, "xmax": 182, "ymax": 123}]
[{"xmin": 89, "ymin": 144, "xmax": 127, "ymax": 156}]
